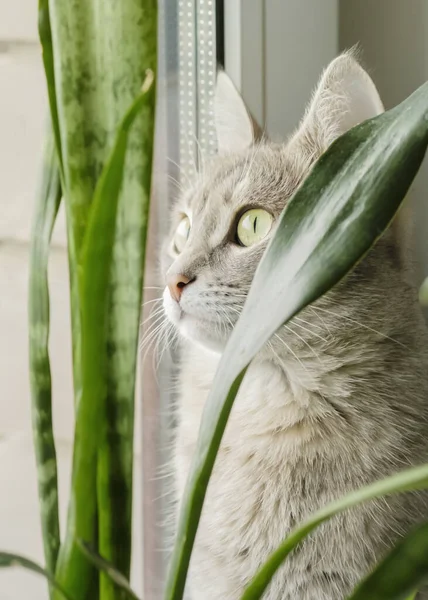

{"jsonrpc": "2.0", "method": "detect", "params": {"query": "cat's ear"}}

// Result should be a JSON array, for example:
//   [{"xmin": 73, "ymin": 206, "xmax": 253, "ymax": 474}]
[
  {"xmin": 214, "ymin": 70, "xmax": 256, "ymax": 153},
  {"xmin": 291, "ymin": 51, "xmax": 384, "ymax": 155}
]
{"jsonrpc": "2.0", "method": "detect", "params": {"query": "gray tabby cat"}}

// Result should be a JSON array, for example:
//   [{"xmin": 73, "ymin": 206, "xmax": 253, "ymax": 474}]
[{"xmin": 161, "ymin": 53, "xmax": 428, "ymax": 599}]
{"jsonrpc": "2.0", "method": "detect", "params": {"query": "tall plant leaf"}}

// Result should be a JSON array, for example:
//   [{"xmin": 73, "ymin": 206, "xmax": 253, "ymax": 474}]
[
  {"xmin": 38, "ymin": 2, "xmax": 93, "ymax": 596},
  {"xmin": 347, "ymin": 520, "xmax": 428, "ymax": 600},
  {"xmin": 165, "ymin": 81, "xmax": 428, "ymax": 600},
  {"xmin": 38, "ymin": 0, "xmax": 63, "ymax": 177},
  {"xmin": 97, "ymin": 12, "xmax": 156, "ymax": 599},
  {"xmin": 77, "ymin": 541, "xmax": 141, "ymax": 600},
  {"xmin": 240, "ymin": 464, "xmax": 428, "ymax": 599},
  {"xmin": 42, "ymin": 1, "xmax": 157, "ymax": 598},
  {"xmin": 28, "ymin": 125, "xmax": 62, "ymax": 582},
  {"xmin": 54, "ymin": 76, "xmax": 155, "ymax": 600},
  {"xmin": 419, "ymin": 277, "xmax": 428, "ymax": 306},
  {"xmin": 0, "ymin": 552, "xmax": 73, "ymax": 600},
  {"xmin": 38, "ymin": 0, "xmax": 82, "ymax": 435},
  {"xmin": 47, "ymin": 0, "xmax": 156, "ymax": 258}
]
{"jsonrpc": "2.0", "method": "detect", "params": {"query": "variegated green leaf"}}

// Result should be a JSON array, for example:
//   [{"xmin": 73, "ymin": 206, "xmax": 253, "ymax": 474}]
[
  {"xmin": 77, "ymin": 541, "xmax": 141, "ymax": 600},
  {"xmin": 29, "ymin": 124, "xmax": 61, "ymax": 583},
  {"xmin": 54, "ymin": 76, "xmax": 155, "ymax": 600},
  {"xmin": 0, "ymin": 552, "xmax": 73, "ymax": 600},
  {"xmin": 347, "ymin": 520, "xmax": 428, "ymax": 600}
]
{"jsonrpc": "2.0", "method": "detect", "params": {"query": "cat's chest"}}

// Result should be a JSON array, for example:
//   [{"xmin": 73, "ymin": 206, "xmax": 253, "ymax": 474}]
[
  {"xmin": 175, "ymin": 350, "xmax": 336, "ymax": 520},
  {"xmin": 176, "ymin": 350, "xmax": 326, "ymax": 470},
  {"xmin": 175, "ymin": 388, "xmax": 366, "ymax": 595}
]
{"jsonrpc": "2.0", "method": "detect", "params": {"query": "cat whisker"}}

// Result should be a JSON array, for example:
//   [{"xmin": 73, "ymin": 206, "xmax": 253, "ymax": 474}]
[
  {"xmin": 267, "ymin": 340, "xmax": 305, "ymax": 387},
  {"xmin": 283, "ymin": 324, "xmax": 322, "ymax": 363},
  {"xmin": 142, "ymin": 319, "xmax": 169, "ymax": 366},
  {"xmin": 221, "ymin": 306, "xmax": 236, "ymax": 329},
  {"xmin": 166, "ymin": 173, "xmax": 186, "ymax": 194},
  {"xmin": 155, "ymin": 322, "xmax": 177, "ymax": 373},
  {"xmin": 150, "ymin": 470, "xmax": 174, "ymax": 483},
  {"xmin": 188, "ymin": 129, "xmax": 206, "ymax": 178},
  {"xmin": 293, "ymin": 315, "xmax": 327, "ymax": 333},
  {"xmin": 291, "ymin": 319, "xmax": 329, "ymax": 344},
  {"xmin": 216, "ymin": 306, "xmax": 231, "ymax": 336},
  {"xmin": 166, "ymin": 156, "xmax": 193, "ymax": 189},
  {"xmin": 140, "ymin": 315, "xmax": 166, "ymax": 345},
  {"xmin": 153, "ymin": 322, "xmax": 172, "ymax": 379},
  {"xmin": 181, "ymin": 130, "xmax": 204, "ymax": 179},
  {"xmin": 312, "ymin": 305, "xmax": 409, "ymax": 349},
  {"xmin": 140, "ymin": 305, "xmax": 165, "ymax": 328},
  {"xmin": 140, "ymin": 328, "xmax": 164, "ymax": 360},
  {"xmin": 140, "ymin": 312, "xmax": 168, "ymax": 352},
  {"xmin": 222, "ymin": 305, "xmax": 242, "ymax": 326},
  {"xmin": 142, "ymin": 297, "xmax": 163, "ymax": 309},
  {"xmin": 308, "ymin": 306, "xmax": 334, "ymax": 337},
  {"xmin": 273, "ymin": 333, "xmax": 311, "ymax": 375}
]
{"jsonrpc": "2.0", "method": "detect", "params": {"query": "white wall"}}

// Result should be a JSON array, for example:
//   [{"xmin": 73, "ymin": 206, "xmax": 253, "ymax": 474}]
[{"xmin": 0, "ymin": 0, "xmax": 38, "ymax": 41}]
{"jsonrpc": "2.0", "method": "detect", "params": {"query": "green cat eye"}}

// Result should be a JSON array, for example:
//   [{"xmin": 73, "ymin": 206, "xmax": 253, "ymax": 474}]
[
  {"xmin": 173, "ymin": 215, "xmax": 191, "ymax": 253},
  {"xmin": 236, "ymin": 208, "xmax": 273, "ymax": 247}
]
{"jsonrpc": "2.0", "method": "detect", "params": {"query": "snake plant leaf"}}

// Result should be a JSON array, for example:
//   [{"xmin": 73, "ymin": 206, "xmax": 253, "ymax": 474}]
[
  {"xmin": 29, "ymin": 124, "xmax": 62, "ymax": 581},
  {"xmin": 54, "ymin": 75, "xmax": 154, "ymax": 600},
  {"xmin": 241, "ymin": 464, "xmax": 428, "ymax": 599},
  {"xmin": 38, "ymin": 0, "xmax": 82, "ymax": 429},
  {"xmin": 47, "ymin": 0, "xmax": 156, "ymax": 258},
  {"xmin": 0, "ymin": 552, "xmax": 74, "ymax": 600},
  {"xmin": 347, "ymin": 520, "xmax": 428, "ymax": 600},
  {"xmin": 43, "ymin": 1, "xmax": 157, "ymax": 598},
  {"xmin": 38, "ymin": 0, "xmax": 63, "ymax": 178},
  {"xmin": 419, "ymin": 277, "xmax": 428, "ymax": 307},
  {"xmin": 77, "ymin": 541, "xmax": 141, "ymax": 600},
  {"xmin": 165, "ymin": 81, "xmax": 428, "ymax": 600},
  {"xmin": 97, "ymin": 16, "xmax": 156, "ymax": 598}
]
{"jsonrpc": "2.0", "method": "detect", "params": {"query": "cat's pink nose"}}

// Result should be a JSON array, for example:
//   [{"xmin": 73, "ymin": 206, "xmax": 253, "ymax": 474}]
[{"xmin": 167, "ymin": 273, "xmax": 193, "ymax": 303}]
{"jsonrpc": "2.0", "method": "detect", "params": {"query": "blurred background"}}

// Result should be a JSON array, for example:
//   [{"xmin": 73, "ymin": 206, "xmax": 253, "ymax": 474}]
[{"xmin": 1, "ymin": 1, "xmax": 427, "ymax": 599}]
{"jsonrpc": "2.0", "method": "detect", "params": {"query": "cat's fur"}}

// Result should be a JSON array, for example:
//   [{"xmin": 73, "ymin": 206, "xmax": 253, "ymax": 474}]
[{"xmin": 162, "ymin": 53, "xmax": 428, "ymax": 599}]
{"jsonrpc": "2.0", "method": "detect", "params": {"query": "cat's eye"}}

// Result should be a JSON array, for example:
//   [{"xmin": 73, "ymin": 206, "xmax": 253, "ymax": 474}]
[
  {"xmin": 236, "ymin": 209, "xmax": 273, "ymax": 247},
  {"xmin": 173, "ymin": 215, "xmax": 191, "ymax": 253}
]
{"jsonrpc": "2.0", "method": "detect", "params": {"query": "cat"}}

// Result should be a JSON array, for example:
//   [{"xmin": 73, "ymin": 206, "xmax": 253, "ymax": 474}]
[{"xmin": 161, "ymin": 52, "xmax": 428, "ymax": 599}]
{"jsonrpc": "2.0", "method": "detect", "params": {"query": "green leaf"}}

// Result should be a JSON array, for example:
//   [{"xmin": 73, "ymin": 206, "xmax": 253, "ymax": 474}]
[
  {"xmin": 47, "ymin": 0, "xmax": 156, "ymax": 258},
  {"xmin": 38, "ymin": 0, "xmax": 82, "ymax": 427},
  {"xmin": 44, "ymin": 2, "xmax": 158, "ymax": 598},
  {"xmin": 347, "ymin": 521, "xmax": 428, "ymax": 600},
  {"xmin": 0, "ymin": 552, "xmax": 74, "ymax": 600},
  {"xmin": 165, "ymin": 81, "xmax": 428, "ymax": 600},
  {"xmin": 28, "ymin": 124, "xmax": 62, "ymax": 581},
  {"xmin": 38, "ymin": 0, "xmax": 63, "ymax": 178},
  {"xmin": 241, "ymin": 464, "xmax": 428, "ymax": 599},
  {"xmin": 419, "ymin": 277, "xmax": 428, "ymax": 307},
  {"xmin": 38, "ymin": 2, "xmax": 92, "ymax": 597},
  {"xmin": 77, "ymin": 541, "xmax": 141, "ymax": 600},
  {"xmin": 54, "ymin": 75, "xmax": 155, "ymax": 600},
  {"xmin": 96, "ymin": 15, "xmax": 156, "ymax": 599}
]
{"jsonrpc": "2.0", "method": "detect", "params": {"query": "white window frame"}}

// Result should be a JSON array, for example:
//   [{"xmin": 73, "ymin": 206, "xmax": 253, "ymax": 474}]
[{"xmin": 224, "ymin": 0, "xmax": 338, "ymax": 138}]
